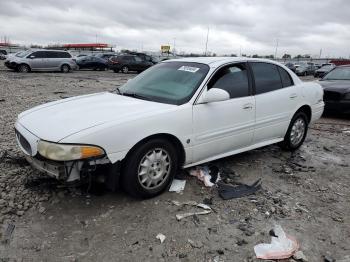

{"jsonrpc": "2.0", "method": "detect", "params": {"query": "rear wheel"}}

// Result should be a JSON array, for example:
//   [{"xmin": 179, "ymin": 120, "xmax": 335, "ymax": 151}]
[
  {"xmin": 280, "ymin": 112, "xmax": 308, "ymax": 151},
  {"xmin": 61, "ymin": 64, "xmax": 70, "ymax": 73},
  {"xmin": 121, "ymin": 66, "xmax": 129, "ymax": 74},
  {"xmin": 121, "ymin": 139, "xmax": 178, "ymax": 198},
  {"xmin": 18, "ymin": 64, "xmax": 30, "ymax": 73}
]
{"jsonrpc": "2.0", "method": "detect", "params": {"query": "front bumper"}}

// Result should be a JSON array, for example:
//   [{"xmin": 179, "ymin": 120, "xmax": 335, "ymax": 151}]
[
  {"xmin": 4, "ymin": 61, "xmax": 17, "ymax": 70},
  {"xmin": 324, "ymin": 100, "xmax": 350, "ymax": 113}
]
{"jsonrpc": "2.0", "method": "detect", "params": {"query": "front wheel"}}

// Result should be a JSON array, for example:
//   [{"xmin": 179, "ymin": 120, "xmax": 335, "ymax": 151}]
[
  {"xmin": 280, "ymin": 112, "xmax": 308, "ymax": 151},
  {"xmin": 121, "ymin": 139, "xmax": 178, "ymax": 198},
  {"xmin": 18, "ymin": 64, "xmax": 30, "ymax": 73},
  {"xmin": 61, "ymin": 64, "xmax": 70, "ymax": 73}
]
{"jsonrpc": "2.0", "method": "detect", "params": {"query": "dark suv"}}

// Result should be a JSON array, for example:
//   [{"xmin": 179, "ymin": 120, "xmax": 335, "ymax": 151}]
[{"xmin": 109, "ymin": 55, "xmax": 154, "ymax": 73}]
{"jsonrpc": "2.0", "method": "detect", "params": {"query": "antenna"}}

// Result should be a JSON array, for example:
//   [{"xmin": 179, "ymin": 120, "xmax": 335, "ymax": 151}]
[{"xmin": 205, "ymin": 27, "xmax": 209, "ymax": 56}]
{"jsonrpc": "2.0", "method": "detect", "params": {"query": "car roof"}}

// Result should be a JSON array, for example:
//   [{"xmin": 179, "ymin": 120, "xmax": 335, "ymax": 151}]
[{"xmin": 162, "ymin": 57, "xmax": 283, "ymax": 68}]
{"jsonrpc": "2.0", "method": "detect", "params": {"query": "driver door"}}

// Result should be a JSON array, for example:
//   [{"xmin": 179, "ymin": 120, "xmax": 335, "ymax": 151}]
[{"xmin": 192, "ymin": 63, "xmax": 255, "ymax": 163}]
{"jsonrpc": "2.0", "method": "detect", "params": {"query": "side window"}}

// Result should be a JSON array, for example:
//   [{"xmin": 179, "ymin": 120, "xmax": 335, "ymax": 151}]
[
  {"xmin": 208, "ymin": 63, "xmax": 250, "ymax": 99},
  {"xmin": 250, "ymin": 62, "xmax": 283, "ymax": 94},
  {"xmin": 29, "ymin": 51, "xmax": 46, "ymax": 58},
  {"xmin": 135, "ymin": 56, "xmax": 142, "ymax": 62},
  {"xmin": 45, "ymin": 52, "xmax": 56, "ymax": 58},
  {"xmin": 278, "ymin": 66, "xmax": 293, "ymax": 87}
]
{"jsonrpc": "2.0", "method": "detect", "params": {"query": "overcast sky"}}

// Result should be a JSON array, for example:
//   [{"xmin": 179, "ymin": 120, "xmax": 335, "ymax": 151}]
[{"xmin": 1, "ymin": 0, "xmax": 349, "ymax": 57}]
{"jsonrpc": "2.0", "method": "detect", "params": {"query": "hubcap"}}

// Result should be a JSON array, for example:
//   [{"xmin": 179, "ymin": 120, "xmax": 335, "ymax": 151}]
[
  {"xmin": 21, "ymin": 65, "xmax": 28, "ymax": 72},
  {"xmin": 63, "ymin": 66, "xmax": 69, "ymax": 72},
  {"xmin": 138, "ymin": 148, "xmax": 171, "ymax": 190},
  {"xmin": 290, "ymin": 118, "xmax": 306, "ymax": 146},
  {"xmin": 122, "ymin": 67, "xmax": 128, "ymax": 73}
]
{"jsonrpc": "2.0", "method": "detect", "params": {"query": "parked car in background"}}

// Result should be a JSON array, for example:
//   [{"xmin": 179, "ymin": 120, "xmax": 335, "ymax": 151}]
[
  {"xmin": 14, "ymin": 57, "xmax": 324, "ymax": 198},
  {"xmin": 0, "ymin": 49, "xmax": 7, "ymax": 60},
  {"xmin": 76, "ymin": 54, "xmax": 88, "ymax": 58},
  {"xmin": 4, "ymin": 50, "xmax": 77, "ymax": 73},
  {"xmin": 109, "ymin": 55, "xmax": 153, "ymax": 73},
  {"xmin": 284, "ymin": 62, "xmax": 296, "ymax": 72},
  {"xmin": 314, "ymin": 64, "xmax": 335, "ymax": 78},
  {"xmin": 296, "ymin": 64, "xmax": 316, "ymax": 76},
  {"xmin": 76, "ymin": 56, "xmax": 109, "ymax": 71},
  {"xmin": 318, "ymin": 65, "xmax": 350, "ymax": 113},
  {"xmin": 94, "ymin": 52, "xmax": 116, "ymax": 61}
]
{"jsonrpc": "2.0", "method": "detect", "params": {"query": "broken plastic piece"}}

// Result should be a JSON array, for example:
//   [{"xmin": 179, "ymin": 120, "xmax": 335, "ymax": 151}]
[
  {"xmin": 171, "ymin": 200, "xmax": 211, "ymax": 210},
  {"xmin": 189, "ymin": 165, "xmax": 221, "ymax": 187},
  {"xmin": 169, "ymin": 179, "xmax": 186, "ymax": 193},
  {"xmin": 156, "ymin": 233, "xmax": 166, "ymax": 243},
  {"xmin": 254, "ymin": 225, "xmax": 299, "ymax": 260},
  {"xmin": 176, "ymin": 210, "xmax": 211, "ymax": 221},
  {"xmin": 218, "ymin": 179, "xmax": 261, "ymax": 200}
]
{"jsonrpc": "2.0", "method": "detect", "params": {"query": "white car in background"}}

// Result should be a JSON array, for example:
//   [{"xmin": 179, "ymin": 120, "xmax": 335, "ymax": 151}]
[{"xmin": 15, "ymin": 57, "xmax": 324, "ymax": 198}]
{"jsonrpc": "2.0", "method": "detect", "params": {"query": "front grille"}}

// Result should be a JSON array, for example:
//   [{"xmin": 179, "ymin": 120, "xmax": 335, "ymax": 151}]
[
  {"xmin": 324, "ymin": 91, "xmax": 342, "ymax": 101},
  {"xmin": 15, "ymin": 129, "xmax": 32, "ymax": 155}
]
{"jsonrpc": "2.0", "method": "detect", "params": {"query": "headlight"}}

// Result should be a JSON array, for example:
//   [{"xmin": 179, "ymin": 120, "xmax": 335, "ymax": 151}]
[{"xmin": 37, "ymin": 140, "xmax": 105, "ymax": 161}]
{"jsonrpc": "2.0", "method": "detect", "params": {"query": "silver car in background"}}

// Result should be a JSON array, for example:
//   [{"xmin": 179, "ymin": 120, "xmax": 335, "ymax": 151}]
[{"xmin": 4, "ymin": 50, "xmax": 78, "ymax": 73}]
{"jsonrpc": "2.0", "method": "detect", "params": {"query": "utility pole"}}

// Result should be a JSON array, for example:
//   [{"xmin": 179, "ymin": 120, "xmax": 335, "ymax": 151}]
[
  {"xmin": 274, "ymin": 38, "xmax": 279, "ymax": 59},
  {"xmin": 319, "ymin": 48, "xmax": 322, "ymax": 58},
  {"xmin": 204, "ymin": 27, "xmax": 209, "ymax": 56},
  {"xmin": 173, "ymin": 38, "xmax": 176, "ymax": 56}
]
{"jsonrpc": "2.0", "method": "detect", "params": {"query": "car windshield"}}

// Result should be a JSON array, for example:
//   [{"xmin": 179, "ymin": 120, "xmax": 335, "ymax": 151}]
[
  {"xmin": 117, "ymin": 62, "xmax": 209, "ymax": 105},
  {"xmin": 320, "ymin": 65, "xmax": 333, "ymax": 70},
  {"xmin": 323, "ymin": 67, "xmax": 350, "ymax": 80},
  {"xmin": 16, "ymin": 50, "xmax": 31, "ymax": 58}
]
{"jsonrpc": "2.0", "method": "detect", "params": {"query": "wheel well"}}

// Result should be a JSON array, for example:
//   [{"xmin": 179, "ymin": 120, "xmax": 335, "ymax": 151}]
[
  {"xmin": 18, "ymin": 63, "xmax": 30, "ymax": 70},
  {"xmin": 295, "ymin": 105, "xmax": 312, "ymax": 123},
  {"xmin": 124, "ymin": 133, "xmax": 186, "ymax": 167}
]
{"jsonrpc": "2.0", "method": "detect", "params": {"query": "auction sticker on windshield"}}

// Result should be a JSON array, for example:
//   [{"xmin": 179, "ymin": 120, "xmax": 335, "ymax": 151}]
[{"xmin": 178, "ymin": 66, "xmax": 200, "ymax": 73}]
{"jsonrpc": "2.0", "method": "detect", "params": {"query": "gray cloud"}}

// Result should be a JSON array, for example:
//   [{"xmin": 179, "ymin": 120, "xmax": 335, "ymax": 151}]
[{"xmin": 1, "ymin": 0, "xmax": 350, "ymax": 57}]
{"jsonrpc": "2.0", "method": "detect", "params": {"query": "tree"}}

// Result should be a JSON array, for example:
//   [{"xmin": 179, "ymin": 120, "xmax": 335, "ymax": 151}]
[{"xmin": 282, "ymin": 54, "xmax": 291, "ymax": 59}]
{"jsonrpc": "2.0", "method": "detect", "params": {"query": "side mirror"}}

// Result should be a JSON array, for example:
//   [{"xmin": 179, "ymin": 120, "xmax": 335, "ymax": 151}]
[{"xmin": 198, "ymin": 88, "xmax": 230, "ymax": 104}]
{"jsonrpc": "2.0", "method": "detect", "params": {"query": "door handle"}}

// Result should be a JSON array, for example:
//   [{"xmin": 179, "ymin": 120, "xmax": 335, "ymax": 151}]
[
  {"xmin": 243, "ymin": 104, "xmax": 253, "ymax": 110},
  {"xmin": 289, "ymin": 94, "xmax": 298, "ymax": 99}
]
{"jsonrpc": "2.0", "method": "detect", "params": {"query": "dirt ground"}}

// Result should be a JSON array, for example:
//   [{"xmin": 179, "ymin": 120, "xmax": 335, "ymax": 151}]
[{"xmin": 0, "ymin": 64, "xmax": 349, "ymax": 262}]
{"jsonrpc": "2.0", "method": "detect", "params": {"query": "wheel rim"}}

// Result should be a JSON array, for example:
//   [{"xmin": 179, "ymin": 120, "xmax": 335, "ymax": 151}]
[
  {"xmin": 138, "ymin": 148, "xmax": 171, "ymax": 190},
  {"xmin": 122, "ymin": 66, "xmax": 128, "ymax": 73},
  {"xmin": 62, "ymin": 65, "xmax": 69, "ymax": 72},
  {"xmin": 290, "ymin": 118, "xmax": 306, "ymax": 146},
  {"xmin": 20, "ymin": 65, "xmax": 28, "ymax": 72}
]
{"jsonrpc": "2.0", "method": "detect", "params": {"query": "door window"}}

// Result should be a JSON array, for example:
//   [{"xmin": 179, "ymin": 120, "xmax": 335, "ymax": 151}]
[
  {"xmin": 29, "ymin": 51, "xmax": 47, "ymax": 59},
  {"xmin": 250, "ymin": 62, "xmax": 283, "ymax": 94},
  {"xmin": 135, "ymin": 56, "xmax": 142, "ymax": 62},
  {"xmin": 208, "ymin": 63, "xmax": 250, "ymax": 99}
]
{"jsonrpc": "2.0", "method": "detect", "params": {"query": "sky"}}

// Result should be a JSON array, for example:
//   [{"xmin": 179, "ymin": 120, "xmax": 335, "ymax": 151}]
[{"xmin": 0, "ymin": 0, "xmax": 349, "ymax": 57}]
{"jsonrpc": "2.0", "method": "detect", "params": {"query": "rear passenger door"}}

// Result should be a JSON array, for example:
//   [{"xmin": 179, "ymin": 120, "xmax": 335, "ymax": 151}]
[
  {"xmin": 192, "ymin": 63, "xmax": 255, "ymax": 162},
  {"xmin": 249, "ymin": 62, "xmax": 300, "ymax": 144}
]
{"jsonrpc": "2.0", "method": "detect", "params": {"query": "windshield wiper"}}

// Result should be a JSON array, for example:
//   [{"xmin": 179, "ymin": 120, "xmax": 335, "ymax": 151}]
[{"xmin": 122, "ymin": 92, "xmax": 154, "ymax": 102}]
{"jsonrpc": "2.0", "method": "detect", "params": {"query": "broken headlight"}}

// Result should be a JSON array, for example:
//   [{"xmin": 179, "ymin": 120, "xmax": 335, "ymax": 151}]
[{"xmin": 37, "ymin": 140, "xmax": 105, "ymax": 161}]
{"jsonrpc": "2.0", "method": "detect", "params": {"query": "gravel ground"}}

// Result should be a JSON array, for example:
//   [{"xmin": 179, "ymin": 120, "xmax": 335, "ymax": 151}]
[{"xmin": 0, "ymin": 64, "xmax": 349, "ymax": 261}]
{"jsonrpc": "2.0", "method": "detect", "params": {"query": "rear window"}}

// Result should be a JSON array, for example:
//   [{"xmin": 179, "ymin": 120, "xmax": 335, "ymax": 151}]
[
  {"xmin": 278, "ymin": 66, "xmax": 293, "ymax": 87},
  {"xmin": 250, "ymin": 62, "xmax": 283, "ymax": 94}
]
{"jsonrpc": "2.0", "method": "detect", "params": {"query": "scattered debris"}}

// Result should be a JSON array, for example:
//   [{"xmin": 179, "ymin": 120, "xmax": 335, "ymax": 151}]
[
  {"xmin": 342, "ymin": 129, "xmax": 350, "ymax": 135},
  {"xmin": 172, "ymin": 200, "xmax": 211, "ymax": 210},
  {"xmin": 203, "ymin": 197, "xmax": 213, "ymax": 205},
  {"xmin": 293, "ymin": 250, "xmax": 308, "ymax": 261},
  {"xmin": 254, "ymin": 225, "xmax": 299, "ymax": 259},
  {"xmin": 1, "ymin": 223, "xmax": 15, "ymax": 244},
  {"xmin": 323, "ymin": 255, "xmax": 336, "ymax": 262},
  {"xmin": 188, "ymin": 239, "xmax": 203, "ymax": 248},
  {"xmin": 53, "ymin": 91, "xmax": 67, "ymax": 94},
  {"xmin": 169, "ymin": 179, "xmax": 186, "ymax": 193},
  {"xmin": 189, "ymin": 165, "xmax": 220, "ymax": 187},
  {"xmin": 218, "ymin": 179, "xmax": 262, "ymax": 200},
  {"xmin": 156, "ymin": 233, "xmax": 166, "ymax": 243},
  {"xmin": 0, "ymin": 98, "xmax": 5, "ymax": 102},
  {"xmin": 0, "ymin": 150, "xmax": 29, "ymax": 166},
  {"xmin": 176, "ymin": 210, "xmax": 211, "ymax": 221}
]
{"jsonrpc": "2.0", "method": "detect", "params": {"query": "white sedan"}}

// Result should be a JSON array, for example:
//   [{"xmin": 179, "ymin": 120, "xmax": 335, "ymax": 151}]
[{"xmin": 15, "ymin": 57, "xmax": 324, "ymax": 198}]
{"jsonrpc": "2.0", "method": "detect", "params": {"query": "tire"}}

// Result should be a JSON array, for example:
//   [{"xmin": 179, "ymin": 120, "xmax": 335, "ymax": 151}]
[
  {"xmin": 121, "ymin": 138, "xmax": 178, "ymax": 198},
  {"xmin": 61, "ymin": 64, "xmax": 70, "ymax": 73},
  {"xmin": 18, "ymin": 64, "xmax": 30, "ymax": 73},
  {"xmin": 304, "ymin": 71, "xmax": 307, "ymax": 76},
  {"xmin": 113, "ymin": 69, "xmax": 119, "ymax": 73},
  {"xmin": 280, "ymin": 112, "xmax": 309, "ymax": 151},
  {"xmin": 121, "ymin": 66, "xmax": 129, "ymax": 74}
]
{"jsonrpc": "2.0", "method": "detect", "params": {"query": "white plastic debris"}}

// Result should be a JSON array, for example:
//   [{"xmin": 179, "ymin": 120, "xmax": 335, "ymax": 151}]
[
  {"xmin": 169, "ymin": 179, "xmax": 186, "ymax": 193},
  {"xmin": 171, "ymin": 200, "xmax": 211, "ymax": 210},
  {"xmin": 156, "ymin": 233, "xmax": 166, "ymax": 243},
  {"xmin": 254, "ymin": 225, "xmax": 299, "ymax": 260},
  {"xmin": 189, "ymin": 166, "xmax": 220, "ymax": 187},
  {"xmin": 176, "ymin": 210, "xmax": 211, "ymax": 221}
]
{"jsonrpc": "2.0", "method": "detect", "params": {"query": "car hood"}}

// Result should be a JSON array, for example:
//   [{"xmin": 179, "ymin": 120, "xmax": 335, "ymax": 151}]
[
  {"xmin": 318, "ymin": 80, "xmax": 350, "ymax": 93},
  {"xmin": 18, "ymin": 92, "xmax": 175, "ymax": 142}
]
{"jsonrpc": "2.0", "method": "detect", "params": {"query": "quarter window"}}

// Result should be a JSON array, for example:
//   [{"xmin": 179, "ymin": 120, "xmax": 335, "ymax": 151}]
[
  {"xmin": 278, "ymin": 66, "xmax": 293, "ymax": 87},
  {"xmin": 250, "ymin": 62, "xmax": 283, "ymax": 94},
  {"xmin": 208, "ymin": 63, "xmax": 250, "ymax": 99}
]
